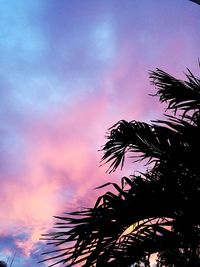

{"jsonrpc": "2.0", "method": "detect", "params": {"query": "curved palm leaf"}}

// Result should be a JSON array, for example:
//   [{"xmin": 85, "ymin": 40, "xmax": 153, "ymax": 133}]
[
  {"xmin": 41, "ymin": 66, "xmax": 200, "ymax": 266},
  {"xmin": 101, "ymin": 113, "xmax": 200, "ymax": 173},
  {"xmin": 41, "ymin": 166, "xmax": 200, "ymax": 266},
  {"xmin": 150, "ymin": 68, "xmax": 200, "ymax": 119},
  {"xmin": 101, "ymin": 119, "xmax": 180, "ymax": 173}
]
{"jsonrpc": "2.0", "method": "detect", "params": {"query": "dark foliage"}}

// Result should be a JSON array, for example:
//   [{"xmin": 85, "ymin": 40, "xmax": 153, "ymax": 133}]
[{"xmin": 40, "ymin": 67, "xmax": 200, "ymax": 266}]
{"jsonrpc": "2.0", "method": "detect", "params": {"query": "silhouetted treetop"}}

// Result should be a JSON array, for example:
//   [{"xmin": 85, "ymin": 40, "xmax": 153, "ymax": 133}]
[{"xmin": 41, "ymin": 66, "xmax": 200, "ymax": 267}]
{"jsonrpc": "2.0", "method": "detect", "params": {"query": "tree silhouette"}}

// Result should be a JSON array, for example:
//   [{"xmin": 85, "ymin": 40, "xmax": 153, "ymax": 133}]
[{"xmin": 41, "ymin": 67, "xmax": 200, "ymax": 266}]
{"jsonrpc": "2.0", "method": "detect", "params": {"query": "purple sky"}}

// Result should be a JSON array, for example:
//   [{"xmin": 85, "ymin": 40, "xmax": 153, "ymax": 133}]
[{"xmin": 0, "ymin": 0, "xmax": 200, "ymax": 266}]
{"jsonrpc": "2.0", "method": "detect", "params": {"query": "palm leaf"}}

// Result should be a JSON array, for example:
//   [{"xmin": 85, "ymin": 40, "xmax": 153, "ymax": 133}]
[
  {"xmin": 150, "ymin": 68, "xmax": 200, "ymax": 119},
  {"xmin": 41, "ymin": 167, "xmax": 200, "ymax": 266},
  {"xmin": 101, "ymin": 120, "xmax": 177, "ymax": 172},
  {"xmin": 41, "ymin": 66, "xmax": 200, "ymax": 266}
]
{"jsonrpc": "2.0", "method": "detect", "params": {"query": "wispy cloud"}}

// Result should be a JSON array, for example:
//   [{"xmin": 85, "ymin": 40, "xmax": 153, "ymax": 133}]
[{"xmin": 0, "ymin": 0, "xmax": 200, "ymax": 265}]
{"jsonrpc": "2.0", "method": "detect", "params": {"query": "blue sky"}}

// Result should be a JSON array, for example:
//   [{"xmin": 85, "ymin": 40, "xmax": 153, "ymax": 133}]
[{"xmin": 0, "ymin": 0, "xmax": 200, "ymax": 266}]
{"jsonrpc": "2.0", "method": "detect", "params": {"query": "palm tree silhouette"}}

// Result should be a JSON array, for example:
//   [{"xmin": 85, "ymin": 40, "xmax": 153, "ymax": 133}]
[{"xmin": 41, "ymin": 67, "xmax": 200, "ymax": 266}]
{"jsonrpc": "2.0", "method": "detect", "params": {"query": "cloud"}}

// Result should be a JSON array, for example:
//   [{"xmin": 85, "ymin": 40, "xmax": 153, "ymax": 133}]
[
  {"xmin": 0, "ymin": 91, "xmax": 110, "ymax": 257},
  {"xmin": 0, "ymin": 1, "xmax": 200, "ymax": 265},
  {"xmin": 0, "ymin": 67, "xmax": 151, "ymax": 258}
]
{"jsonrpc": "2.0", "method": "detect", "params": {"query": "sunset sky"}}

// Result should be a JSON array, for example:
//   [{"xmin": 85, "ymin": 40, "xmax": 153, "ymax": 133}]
[{"xmin": 0, "ymin": 0, "xmax": 200, "ymax": 266}]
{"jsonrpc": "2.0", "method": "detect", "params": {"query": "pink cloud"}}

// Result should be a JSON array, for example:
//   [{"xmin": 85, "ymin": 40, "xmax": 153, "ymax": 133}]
[
  {"xmin": 1, "ymin": 24, "xmax": 199, "ymax": 259},
  {"xmin": 0, "ymin": 92, "xmax": 114, "ymax": 255},
  {"xmin": 0, "ymin": 47, "xmax": 179, "ymax": 254}
]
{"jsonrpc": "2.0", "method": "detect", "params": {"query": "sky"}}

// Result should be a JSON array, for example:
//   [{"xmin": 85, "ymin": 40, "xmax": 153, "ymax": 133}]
[{"xmin": 0, "ymin": 0, "xmax": 200, "ymax": 266}]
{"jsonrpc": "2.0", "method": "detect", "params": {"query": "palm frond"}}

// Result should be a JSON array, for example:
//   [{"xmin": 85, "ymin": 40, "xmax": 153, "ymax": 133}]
[
  {"xmin": 41, "ymin": 168, "xmax": 200, "ymax": 266},
  {"xmin": 100, "ymin": 117, "xmax": 195, "ymax": 173},
  {"xmin": 41, "ymin": 65, "xmax": 200, "ymax": 266},
  {"xmin": 101, "ymin": 120, "xmax": 176, "ymax": 172},
  {"xmin": 150, "ymin": 68, "xmax": 200, "ymax": 119}
]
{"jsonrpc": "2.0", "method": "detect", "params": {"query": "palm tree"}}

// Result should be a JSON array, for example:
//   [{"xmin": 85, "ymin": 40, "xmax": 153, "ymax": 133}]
[{"xmin": 41, "ymin": 67, "xmax": 200, "ymax": 266}]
